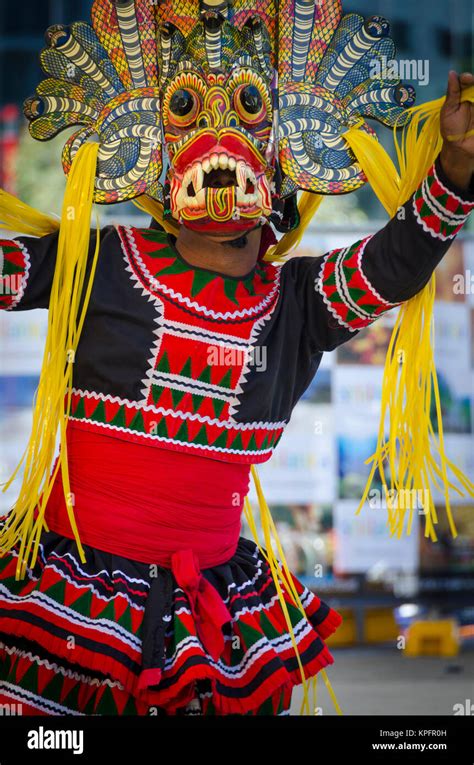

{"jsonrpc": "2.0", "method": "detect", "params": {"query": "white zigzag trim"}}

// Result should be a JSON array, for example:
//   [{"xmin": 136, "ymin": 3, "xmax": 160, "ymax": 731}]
[
  {"xmin": 140, "ymin": 311, "xmax": 165, "ymax": 403},
  {"xmin": 69, "ymin": 387, "xmax": 286, "ymax": 430},
  {"xmin": 163, "ymin": 318, "xmax": 250, "ymax": 347},
  {"xmin": 48, "ymin": 552, "xmax": 150, "ymax": 589},
  {"xmin": 0, "ymin": 585, "xmax": 142, "ymax": 651},
  {"xmin": 0, "ymin": 642, "xmax": 125, "ymax": 690},
  {"xmin": 168, "ymin": 588, "xmax": 282, "ymax": 625},
  {"xmin": 230, "ymin": 590, "xmax": 281, "ymax": 621},
  {"xmin": 46, "ymin": 560, "xmax": 146, "ymax": 613},
  {"xmin": 149, "ymin": 370, "xmax": 234, "ymax": 400},
  {"xmin": 4, "ymin": 239, "xmax": 31, "ymax": 311},
  {"xmin": 222, "ymin": 558, "xmax": 266, "ymax": 602},
  {"xmin": 119, "ymin": 225, "xmax": 281, "ymax": 321},
  {"xmin": 163, "ymin": 635, "xmax": 202, "ymax": 670},
  {"xmin": 0, "ymin": 683, "xmax": 84, "ymax": 715},
  {"xmin": 411, "ymin": 196, "xmax": 457, "ymax": 241},
  {"xmin": 421, "ymin": 177, "xmax": 468, "ymax": 224},
  {"xmin": 212, "ymin": 620, "xmax": 315, "ymax": 678},
  {"xmin": 357, "ymin": 235, "xmax": 398, "ymax": 307},
  {"xmin": 164, "ymin": 613, "xmax": 315, "ymax": 680},
  {"xmin": 432, "ymin": 161, "xmax": 474, "ymax": 207},
  {"xmin": 122, "ymin": 251, "xmax": 165, "ymax": 403},
  {"xmin": 10, "ymin": 544, "xmax": 150, "ymax": 607},
  {"xmin": 314, "ymin": 249, "xmax": 358, "ymax": 333},
  {"xmin": 70, "ymin": 416, "xmax": 275, "ymax": 456},
  {"xmin": 298, "ymin": 589, "xmax": 314, "ymax": 609}
]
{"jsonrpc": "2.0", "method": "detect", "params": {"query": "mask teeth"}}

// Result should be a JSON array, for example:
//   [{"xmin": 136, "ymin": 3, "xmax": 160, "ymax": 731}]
[
  {"xmin": 257, "ymin": 174, "xmax": 272, "ymax": 213},
  {"xmin": 192, "ymin": 162, "xmax": 204, "ymax": 194},
  {"xmin": 236, "ymin": 160, "xmax": 247, "ymax": 193},
  {"xmin": 175, "ymin": 152, "xmax": 264, "ymax": 216}
]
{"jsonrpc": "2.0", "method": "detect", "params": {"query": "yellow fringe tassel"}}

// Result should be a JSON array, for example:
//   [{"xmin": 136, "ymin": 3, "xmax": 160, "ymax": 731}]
[
  {"xmin": 265, "ymin": 191, "xmax": 324, "ymax": 262},
  {"xmin": 0, "ymin": 190, "xmax": 59, "ymax": 237},
  {"xmin": 0, "ymin": 143, "xmax": 100, "ymax": 579},
  {"xmin": 245, "ymin": 466, "xmax": 343, "ymax": 716},
  {"xmin": 343, "ymin": 85, "xmax": 474, "ymax": 540},
  {"xmin": 132, "ymin": 194, "xmax": 180, "ymax": 237}
]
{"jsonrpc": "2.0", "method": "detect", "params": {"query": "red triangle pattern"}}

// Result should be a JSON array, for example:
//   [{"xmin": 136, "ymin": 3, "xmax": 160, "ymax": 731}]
[
  {"xmin": 59, "ymin": 673, "xmax": 79, "ymax": 704},
  {"xmin": 63, "ymin": 581, "xmax": 89, "ymax": 608},
  {"xmin": 90, "ymin": 593, "xmax": 111, "ymax": 620},
  {"xmin": 114, "ymin": 594, "xmax": 129, "ymax": 622}
]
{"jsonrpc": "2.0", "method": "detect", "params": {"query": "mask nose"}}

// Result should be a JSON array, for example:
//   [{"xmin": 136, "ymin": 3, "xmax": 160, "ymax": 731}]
[{"xmin": 197, "ymin": 88, "xmax": 238, "ymax": 129}]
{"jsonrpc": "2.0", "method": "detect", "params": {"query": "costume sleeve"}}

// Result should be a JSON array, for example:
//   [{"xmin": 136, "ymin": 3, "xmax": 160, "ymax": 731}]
[
  {"xmin": 0, "ymin": 228, "xmax": 102, "ymax": 311},
  {"xmin": 0, "ymin": 230, "xmax": 60, "ymax": 311},
  {"xmin": 284, "ymin": 153, "xmax": 474, "ymax": 353}
]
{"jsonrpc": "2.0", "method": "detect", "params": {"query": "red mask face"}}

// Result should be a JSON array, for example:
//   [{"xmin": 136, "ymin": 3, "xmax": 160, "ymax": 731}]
[{"xmin": 163, "ymin": 68, "xmax": 275, "ymax": 234}]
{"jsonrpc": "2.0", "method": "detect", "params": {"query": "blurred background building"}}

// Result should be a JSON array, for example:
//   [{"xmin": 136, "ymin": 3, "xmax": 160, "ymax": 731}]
[{"xmin": 0, "ymin": 0, "xmax": 473, "ymax": 716}]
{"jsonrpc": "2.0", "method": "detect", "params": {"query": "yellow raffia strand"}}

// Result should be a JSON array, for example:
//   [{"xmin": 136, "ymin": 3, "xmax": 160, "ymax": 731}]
[
  {"xmin": 0, "ymin": 189, "xmax": 59, "ymax": 236},
  {"xmin": 310, "ymin": 663, "xmax": 343, "ymax": 717},
  {"xmin": 132, "ymin": 194, "xmax": 180, "ymax": 237},
  {"xmin": 0, "ymin": 143, "xmax": 101, "ymax": 579},
  {"xmin": 265, "ymin": 191, "xmax": 324, "ymax": 262},
  {"xmin": 343, "ymin": 85, "xmax": 474, "ymax": 540},
  {"xmin": 244, "ymin": 466, "xmax": 343, "ymax": 716},
  {"xmin": 312, "ymin": 675, "xmax": 318, "ymax": 714}
]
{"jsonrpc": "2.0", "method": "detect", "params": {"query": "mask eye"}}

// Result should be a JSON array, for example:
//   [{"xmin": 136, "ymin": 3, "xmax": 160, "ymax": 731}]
[
  {"xmin": 168, "ymin": 88, "xmax": 200, "ymax": 128},
  {"xmin": 234, "ymin": 84, "xmax": 266, "ymax": 125}
]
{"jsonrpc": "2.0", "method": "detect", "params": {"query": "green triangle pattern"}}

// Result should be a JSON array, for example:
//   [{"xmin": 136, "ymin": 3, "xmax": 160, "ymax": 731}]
[
  {"xmin": 45, "ymin": 579, "xmax": 67, "ymax": 602},
  {"xmin": 73, "ymin": 398, "xmax": 87, "ymax": 419},
  {"xmin": 1, "ymin": 243, "xmax": 24, "ymax": 255},
  {"xmin": 175, "ymin": 420, "xmax": 189, "ymax": 442},
  {"xmin": 223, "ymin": 279, "xmax": 239, "ymax": 305},
  {"xmin": 156, "ymin": 351, "xmax": 170, "ymax": 373},
  {"xmin": 193, "ymin": 425, "xmax": 209, "ymax": 446},
  {"xmin": 155, "ymin": 417, "xmax": 169, "ymax": 438},
  {"xmin": 247, "ymin": 432, "xmax": 259, "ymax": 451},
  {"xmin": 219, "ymin": 369, "xmax": 232, "ymax": 388},
  {"xmin": 212, "ymin": 398, "xmax": 226, "ymax": 418},
  {"xmin": 151, "ymin": 384, "xmax": 164, "ymax": 404},
  {"xmin": 212, "ymin": 431, "xmax": 228, "ymax": 448},
  {"xmin": 90, "ymin": 401, "xmax": 107, "ymax": 424},
  {"xmin": 129, "ymin": 410, "xmax": 146, "ymax": 433},
  {"xmin": 2, "ymin": 259, "xmax": 24, "ymax": 276},
  {"xmin": 191, "ymin": 393, "xmax": 205, "ymax": 412},
  {"xmin": 179, "ymin": 358, "xmax": 193, "ymax": 378},
  {"xmin": 190, "ymin": 269, "xmax": 217, "ymax": 296},
  {"xmin": 229, "ymin": 432, "xmax": 244, "ymax": 451},
  {"xmin": 71, "ymin": 589, "xmax": 93, "ymax": 617},
  {"xmin": 110, "ymin": 405, "xmax": 127, "ymax": 428},
  {"xmin": 170, "ymin": 387, "xmax": 186, "ymax": 408},
  {"xmin": 138, "ymin": 229, "xmax": 169, "ymax": 244},
  {"xmin": 345, "ymin": 286, "xmax": 367, "ymax": 302},
  {"xmin": 197, "ymin": 365, "xmax": 212, "ymax": 384},
  {"xmin": 154, "ymin": 259, "xmax": 190, "ymax": 278}
]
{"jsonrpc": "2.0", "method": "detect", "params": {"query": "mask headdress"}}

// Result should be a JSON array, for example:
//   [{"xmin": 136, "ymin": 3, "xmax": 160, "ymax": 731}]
[
  {"xmin": 276, "ymin": 5, "xmax": 415, "ymax": 197},
  {"xmin": 21, "ymin": 0, "xmax": 413, "ymax": 229},
  {"xmin": 24, "ymin": 0, "xmax": 164, "ymax": 204}
]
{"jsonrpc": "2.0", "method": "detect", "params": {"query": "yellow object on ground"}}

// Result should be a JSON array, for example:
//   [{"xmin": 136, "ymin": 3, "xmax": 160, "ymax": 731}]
[
  {"xmin": 326, "ymin": 608, "xmax": 357, "ymax": 647},
  {"xmin": 405, "ymin": 619, "xmax": 459, "ymax": 657},
  {"xmin": 364, "ymin": 607, "xmax": 399, "ymax": 644}
]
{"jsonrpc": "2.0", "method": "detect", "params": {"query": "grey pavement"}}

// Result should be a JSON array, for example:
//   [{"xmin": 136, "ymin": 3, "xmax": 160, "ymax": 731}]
[{"xmin": 290, "ymin": 647, "xmax": 474, "ymax": 716}]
